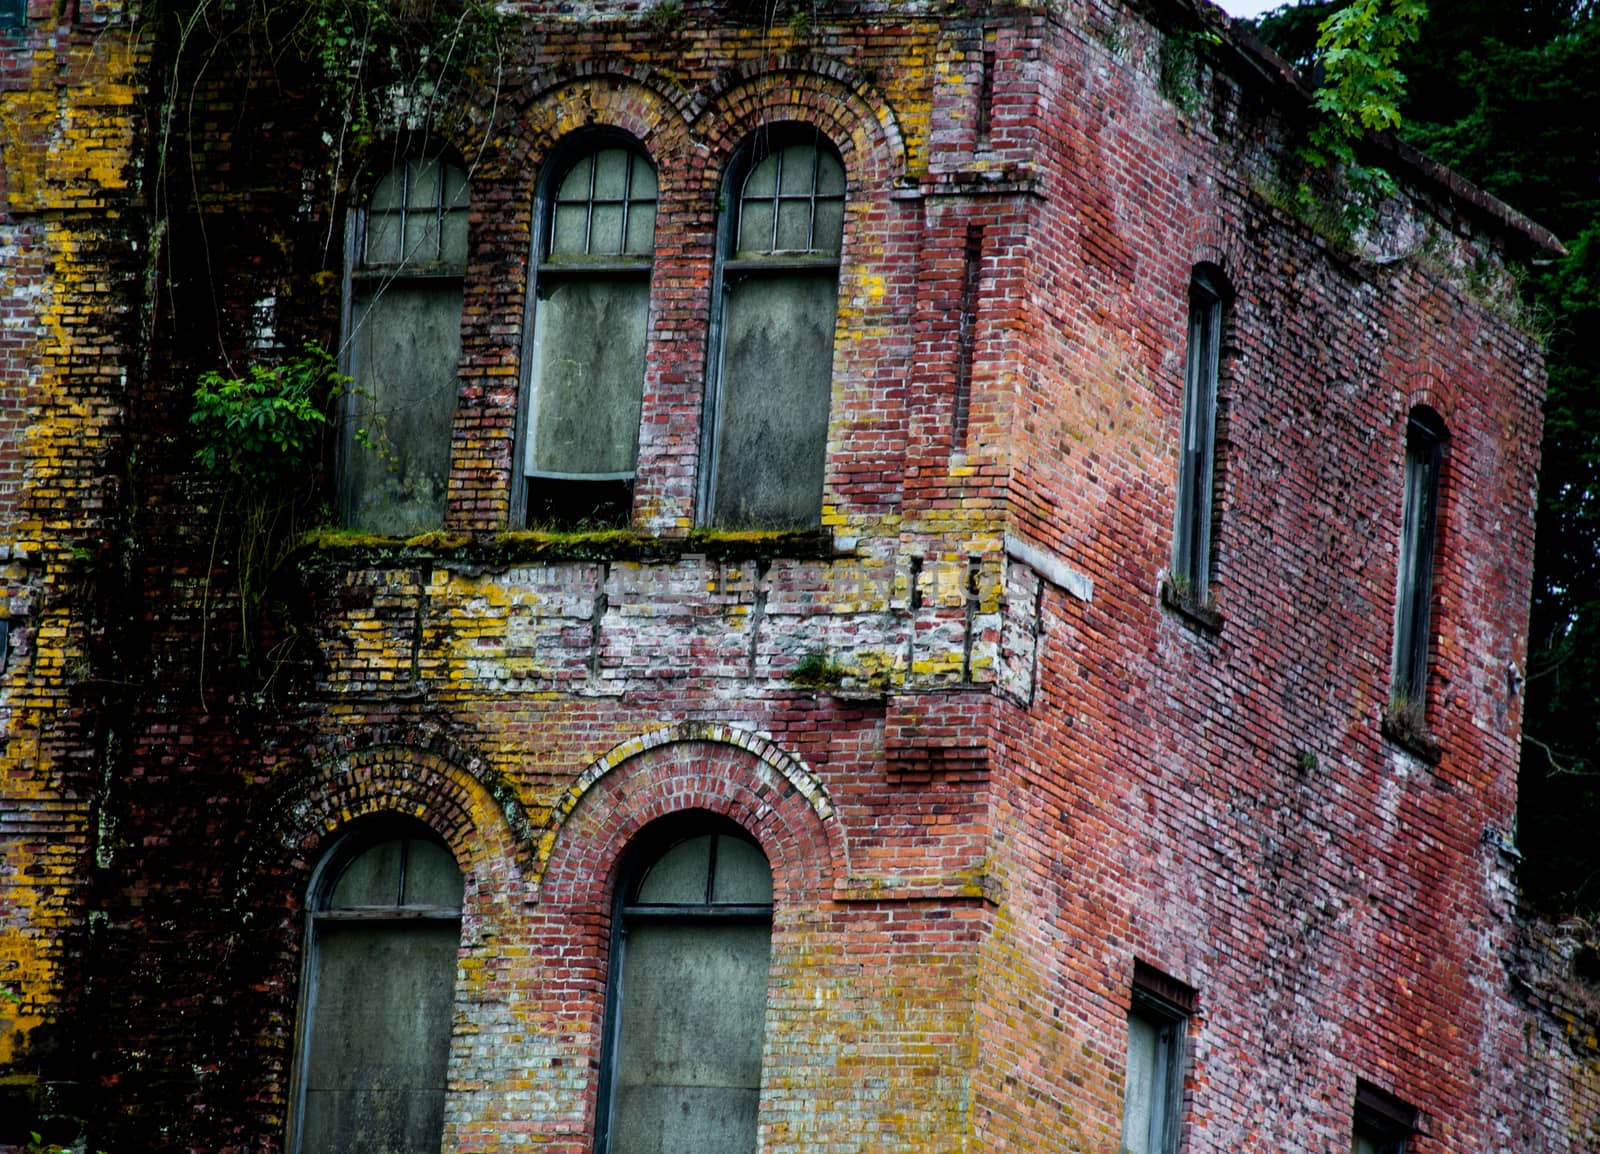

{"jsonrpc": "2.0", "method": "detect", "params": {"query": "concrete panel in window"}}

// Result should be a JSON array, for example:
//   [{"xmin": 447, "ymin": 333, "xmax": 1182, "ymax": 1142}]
[
  {"xmin": 612, "ymin": 921, "xmax": 770, "ymax": 1154},
  {"xmin": 346, "ymin": 281, "xmax": 462, "ymax": 534},
  {"xmin": 527, "ymin": 279, "xmax": 649, "ymax": 479},
  {"xmin": 299, "ymin": 920, "xmax": 458, "ymax": 1154},
  {"xmin": 713, "ymin": 274, "xmax": 836, "ymax": 527}
]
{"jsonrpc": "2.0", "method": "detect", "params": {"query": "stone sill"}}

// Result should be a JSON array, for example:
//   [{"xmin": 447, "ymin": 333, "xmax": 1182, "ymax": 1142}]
[
  {"xmin": 287, "ymin": 527, "xmax": 844, "ymax": 570},
  {"xmin": 1380, "ymin": 708, "xmax": 1443, "ymax": 765},
  {"xmin": 1160, "ymin": 577, "xmax": 1223, "ymax": 633}
]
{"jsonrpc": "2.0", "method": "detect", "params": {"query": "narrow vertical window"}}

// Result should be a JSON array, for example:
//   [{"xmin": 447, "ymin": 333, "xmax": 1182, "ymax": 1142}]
[
  {"xmin": 522, "ymin": 141, "xmax": 657, "ymax": 526},
  {"xmin": 1392, "ymin": 407, "xmax": 1446, "ymax": 709},
  {"xmin": 1119, "ymin": 963, "xmax": 1194, "ymax": 1154},
  {"xmin": 597, "ymin": 819, "xmax": 773, "ymax": 1154},
  {"xmin": 703, "ymin": 131, "xmax": 846, "ymax": 528},
  {"xmin": 291, "ymin": 823, "xmax": 463, "ymax": 1154},
  {"xmin": 342, "ymin": 156, "xmax": 469, "ymax": 533},
  {"xmin": 1173, "ymin": 266, "xmax": 1225, "ymax": 602},
  {"xmin": 1351, "ymin": 1079, "xmax": 1419, "ymax": 1154}
]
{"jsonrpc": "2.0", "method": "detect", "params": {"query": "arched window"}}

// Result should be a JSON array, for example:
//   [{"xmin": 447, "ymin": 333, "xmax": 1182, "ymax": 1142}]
[
  {"xmin": 521, "ymin": 140, "xmax": 658, "ymax": 526},
  {"xmin": 342, "ymin": 155, "xmax": 469, "ymax": 534},
  {"xmin": 702, "ymin": 131, "xmax": 846, "ymax": 528},
  {"xmin": 1392, "ymin": 406, "xmax": 1447, "ymax": 708},
  {"xmin": 596, "ymin": 818, "xmax": 773, "ymax": 1154},
  {"xmin": 291, "ymin": 822, "xmax": 463, "ymax": 1154}
]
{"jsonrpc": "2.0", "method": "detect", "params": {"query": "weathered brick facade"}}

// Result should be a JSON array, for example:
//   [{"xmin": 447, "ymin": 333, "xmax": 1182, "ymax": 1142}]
[{"xmin": 3, "ymin": 0, "xmax": 1599, "ymax": 1151}]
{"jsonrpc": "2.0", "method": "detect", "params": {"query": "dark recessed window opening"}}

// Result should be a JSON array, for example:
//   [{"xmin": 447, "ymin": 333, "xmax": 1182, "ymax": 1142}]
[
  {"xmin": 1172, "ymin": 264, "xmax": 1225, "ymax": 603},
  {"xmin": 1120, "ymin": 962, "xmax": 1196, "ymax": 1154},
  {"xmin": 1352, "ymin": 1078, "xmax": 1420, "ymax": 1154},
  {"xmin": 1392, "ymin": 406, "xmax": 1447, "ymax": 709}
]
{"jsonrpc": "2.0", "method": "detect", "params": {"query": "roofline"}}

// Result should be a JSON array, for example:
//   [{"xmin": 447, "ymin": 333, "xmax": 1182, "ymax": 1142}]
[{"xmin": 1151, "ymin": 0, "xmax": 1566, "ymax": 257}]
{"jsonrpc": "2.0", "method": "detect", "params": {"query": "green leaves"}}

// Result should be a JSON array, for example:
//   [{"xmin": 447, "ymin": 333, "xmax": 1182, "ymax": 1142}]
[{"xmin": 189, "ymin": 344, "xmax": 348, "ymax": 488}]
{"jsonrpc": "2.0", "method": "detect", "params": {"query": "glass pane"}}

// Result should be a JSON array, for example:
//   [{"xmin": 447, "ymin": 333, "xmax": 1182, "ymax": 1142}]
[
  {"xmin": 551, "ymin": 203, "xmax": 589, "ymax": 256},
  {"xmin": 593, "ymin": 148, "xmax": 628, "ymax": 199},
  {"xmin": 775, "ymin": 200, "xmax": 811, "ymax": 251},
  {"xmin": 330, "ymin": 840, "xmax": 403, "ymax": 908},
  {"xmin": 631, "ymin": 161, "xmax": 658, "ymax": 200},
  {"xmin": 778, "ymin": 144, "xmax": 815, "ymax": 194},
  {"xmin": 1120, "ymin": 1013, "xmax": 1158, "ymax": 1154},
  {"xmin": 299, "ymin": 920, "xmax": 459, "ymax": 1154},
  {"xmin": 345, "ymin": 281, "xmax": 462, "ymax": 533},
  {"xmin": 402, "ymin": 839, "xmax": 464, "ymax": 908},
  {"xmin": 812, "ymin": 198, "xmax": 844, "ymax": 254},
  {"xmin": 407, "ymin": 157, "xmax": 441, "ymax": 208},
  {"xmin": 624, "ymin": 203, "xmax": 656, "ymax": 256},
  {"xmin": 712, "ymin": 274, "xmax": 837, "ymax": 528},
  {"xmin": 814, "ymin": 150, "xmax": 845, "ymax": 196},
  {"xmin": 404, "ymin": 210, "xmax": 440, "ymax": 263},
  {"xmin": 710, "ymin": 837, "xmax": 771, "ymax": 904},
  {"xmin": 634, "ymin": 836, "xmax": 713, "ymax": 904},
  {"xmin": 370, "ymin": 167, "xmax": 405, "ymax": 211},
  {"xmin": 612, "ymin": 921, "xmax": 770, "ymax": 1154},
  {"xmin": 557, "ymin": 154, "xmax": 592, "ymax": 201},
  {"xmin": 528, "ymin": 278, "xmax": 649, "ymax": 477},
  {"xmin": 365, "ymin": 211, "xmax": 402, "ymax": 266},
  {"xmin": 737, "ymin": 199, "xmax": 774, "ymax": 255},
  {"xmin": 590, "ymin": 204, "xmax": 624, "ymax": 255},
  {"xmin": 1353, "ymin": 1135, "xmax": 1378, "ymax": 1154},
  {"xmin": 440, "ymin": 207, "xmax": 469, "ymax": 266},
  {"xmin": 742, "ymin": 153, "xmax": 777, "ymax": 198},
  {"xmin": 442, "ymin": 163, "xmax": 469, "ymax": 209}
]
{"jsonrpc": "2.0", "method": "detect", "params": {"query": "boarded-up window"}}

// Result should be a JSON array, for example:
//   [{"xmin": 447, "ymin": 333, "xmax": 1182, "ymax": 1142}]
[
  {"xmin": 1173, "ymin": 265, "xmax": 1225, "ymax": 602},
  {"xmin": 523, "ymin": 143, "xmax": 657, "ymax": 526},
  {"xmin": 292, "ymin": 827, "xmax": 463, "ymax": 1154},
  {"xmin": 1392, "ymin": 407, "xmax": 1446, "ymax": 707},
  {"xmin": 704, "ymin": 135, "xmax": 845, "ymax": 528},
  {"xmin": 343, "ymin": 157, "xmax": 469, "ymax": 534},
  {"xmin": 597, "ymin": 821, "xmax": 773, "ymax": 1154},
  {"xmin": 1119, "ymin": 964, "xmax": 1193, "ymax": 1154}
]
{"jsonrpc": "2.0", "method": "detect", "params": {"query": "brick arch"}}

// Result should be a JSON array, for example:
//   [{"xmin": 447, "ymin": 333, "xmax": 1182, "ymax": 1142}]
[
  {"xmin": 239, "ymin": 731, "xmax": 535, "ymax": 903},
  {"xmin": 492, "ymin": 68, "xmax": 697, "ymax": 190},
  {"xmin": 1400, "ymin": 368, "xmax": 1458, "ymax": 428},
  {"xmin": 694, "ymin": 60, "xmax": 908, "ymax": 188},
  {"xmin": 535, "ymin": 723, "xmax": 845, "ymax": 907}
]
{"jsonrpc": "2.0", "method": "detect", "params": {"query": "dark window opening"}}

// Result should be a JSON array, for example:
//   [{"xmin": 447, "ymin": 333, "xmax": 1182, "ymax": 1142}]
[
  {"xmin": 1393, "ymin": 407, "xmax": 1446, "ymax": 709},
  {"xmin": 1173, "ymin": 265, "xmax": 1225, "ymax": 602},
  {"xmin": 342, "ymin": 155, "xmax": 470, "ymax": 534},
  {"xmin": 1120, "ymin": 962, "xmax": 1194, "ymax": 1154},
  {"xmin": 703, "ymin": 131, "xmax": 845, "ymax": 529},
  {"xmin": 1352, "ymin": 1079, "xmax": 1420, "ymax": 1154},
  {"xmin": 522, "ymin": 142, "xmax": 657, "ymax": 528},
  {"xmin": 597, "ymin": 817, "xmax": 773, "ymax": 1154},
  {"xmin": 291, "ymin": 822, "xmax": 463, "ymax": 1154},
  {"xmin": 0, "ymin": 0, "xmax": 24, "ymax": 31}
]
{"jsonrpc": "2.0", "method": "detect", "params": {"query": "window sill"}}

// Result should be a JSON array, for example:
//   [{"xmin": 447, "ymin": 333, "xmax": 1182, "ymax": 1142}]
[
  {"xmin": 1380, "ymin": 706, "xmax": 1442, "ymax": 765},
  {"xmin": 290, "ymin": 526, "xmax": 844, "ymax": 567},
  {"xmin": 1160, "ymin": 577, "xmax": 1222, "ymax": 633}
]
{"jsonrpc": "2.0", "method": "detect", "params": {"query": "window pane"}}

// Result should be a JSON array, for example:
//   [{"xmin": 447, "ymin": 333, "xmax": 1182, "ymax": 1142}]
[
  {"xmin": 593, "ymin": 148, "xmax": 628, "ymax": 199},
  {"xmin": 713, "ymin": 273, "xmax": 837, "ymax": 527},
  {"xmin": 299, "ymin": 920, "xmax": 459, "ymax": 1154},
  {"xmin": 777, "ymin": 144, "xmax": 814, "ymax": 194},
  {"xmin": 403, "ymin": 210, "xmax": 440, "ymax": 264},
  {"xmin": 811, "ymin": 199, "xmax": 844, "ymax": 254},
  {"xmin": 345, "ymin": 281, "xmax": 462, "ymax": 533},
  {"xmin": 814, "ymin": 151, "xmax": 845, "ymax": 196},
  {"xmin": 635, "ymin": 836, "xmax": 714, "ymax": 904},
  {"xmin": 406, "ymin": 157, "xmax": 441, "ymax": 208},
  {"xmin": 440, "ymin": 206, "xmax": 469, "ymax": 266},
  {"xmin": 612, "ymin": 921, "xmax": 770, "ymax": 1154},
  {"xmin": 443, "ymin": 163, "xmax": 469, "ymax": 209},
  {"xmin": 528, "ymin": 278, "xmax": 649, "ymax": 478},
  {"xmin": 558, "ymin": 154, "xmax": 592, "ymax": 201},
  {"xmin": 1121, "ymin": 1013, "xmax": 1159, "ymax": 1154},
  {"xmin": 710, "ymin": 837, "xmax": 772, "ymax": 905},
  {"xmin": 403, "ymin": 840, "xmax": 464, "ymax": 907},
  {"xmin": 624, "ymin": 203, "xmax": 656, "ymax": 256},
  {"xmin": 742, "ymin": 153, "xmax": 778, "ymax": 198},
  {"xmin": 365, "ymin": 211, "xmax": 402, "ymax": 266},
  {"xmin": 330, "ymin": 840, "xmax": 404, "ymax": 909},
  {"xmin": 775, "ymin": 200, "xmax": 811, "ymax": 251},
  {"xmin": 737, "ymin": 199, "xmax": 775, "ymax": 255},
  {"xmin": 590, "ymin": 203, "xmax": 624, "ymax": 256},
  {"xmin": 370, "ymin": 168, "xmax": 405, "ymax": 211},
  {"xmin": 551, "ymin": 204, "xmax": 589, "ymax": 256},
  {"xmin": 631, "ymin": 162, "xmax": 658, "ymax": 200}
]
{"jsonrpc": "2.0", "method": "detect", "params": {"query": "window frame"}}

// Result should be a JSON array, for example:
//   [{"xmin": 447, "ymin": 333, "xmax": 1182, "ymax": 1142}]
[
  {"xmin": 514, "ymin": 131, "xmax": 658, "ymax": 529},
  {"xmin": 1351, "ymin": 1079, "xmax": 1420, "ymax": 1154},
  {"xmin": 594, "ymin": 815, "xmax": 774, "ymax": 1154},
  {"xmin": 1392, "ymin": 407, "xmax": 1447, "ymax": 709},
  {"xmin": 1120, "ymin": 962, "xmax": 1195, "ymax": 1154},
  {"xmin": 1172, "ymin": 264, "xmax": 1227, "ymax": 604},
  {"xmin": 338, "ymin": 150, "xmax": 471, "ymax": 532},
  {"xmin": 287, "ymin": 817, "xmax": 464, "ymax": 1154},
  {"xmin": 699, "ymin": 127, "xmax": 847, "ymax": 528}
]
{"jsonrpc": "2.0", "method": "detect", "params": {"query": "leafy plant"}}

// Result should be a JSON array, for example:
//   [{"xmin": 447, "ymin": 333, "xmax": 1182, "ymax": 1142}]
[
  {"xmin": 788, "ymin": 648, "xmax": 846, "ymax": 689},
  {"xmin": 190, "ymin": 344, "xmax": 349, "ymax": 486}
]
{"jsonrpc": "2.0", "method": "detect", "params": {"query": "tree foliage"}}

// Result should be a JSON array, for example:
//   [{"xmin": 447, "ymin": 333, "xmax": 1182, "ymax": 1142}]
[{"xmin": 1255, "ymin": 2, "xmax": 1600, "ymax": 913}]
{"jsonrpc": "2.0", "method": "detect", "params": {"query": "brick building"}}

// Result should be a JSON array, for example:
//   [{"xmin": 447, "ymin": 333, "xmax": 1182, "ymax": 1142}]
[{"xmin": 2, "ymin": 0, "xmax": 1599, "ymax": 1151}]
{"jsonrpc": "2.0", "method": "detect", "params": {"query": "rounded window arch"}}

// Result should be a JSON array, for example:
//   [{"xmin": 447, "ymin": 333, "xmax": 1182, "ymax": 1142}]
[
  {"xmin": 701, "ymin": 126, "xmax": 847, "ymax": 529},
  {"xmin": 520, "ymin": 133, "xmax": 659, "ymax": 527},
  {"xmin": 290, "ymin": 817, "xmax": 464, "ymax": 1154},
  {"xmin": 596, "ymin": 814, "xmax": 774, "ymax": 1154},
  {"xmin": 341, "ymin": 151, "xmax": 471, "ymax": 535}
]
